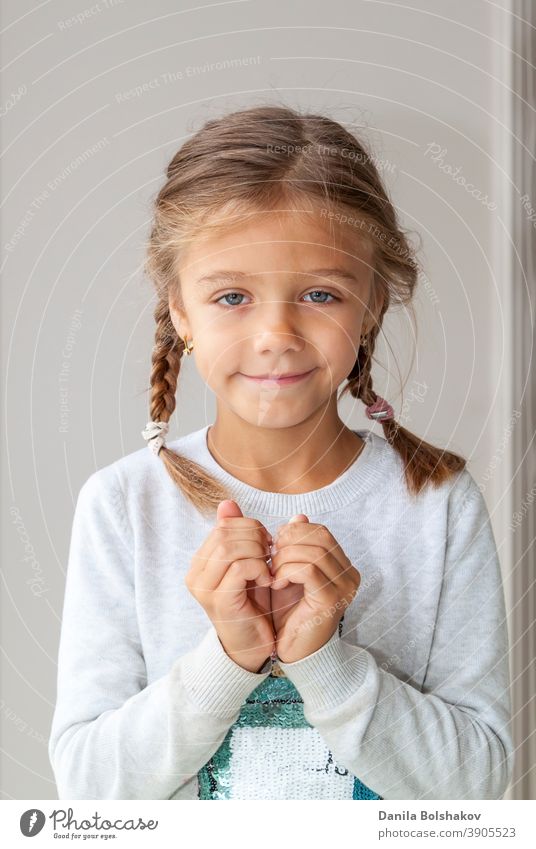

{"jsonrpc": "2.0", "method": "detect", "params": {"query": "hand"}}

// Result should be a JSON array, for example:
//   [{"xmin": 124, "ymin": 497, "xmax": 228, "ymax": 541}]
[
  {"xmin": 185, "ymin": 500, "xmax": 275, "ymax": 672},
  {"xmin": 270, "ymin": 515, "xmax": 361, "ymax": 663}
]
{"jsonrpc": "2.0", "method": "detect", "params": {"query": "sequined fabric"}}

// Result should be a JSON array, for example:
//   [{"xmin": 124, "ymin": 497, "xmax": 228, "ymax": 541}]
[{"xmin": 197, "ymin": 672, "xmax": 382, "ymax": 800}]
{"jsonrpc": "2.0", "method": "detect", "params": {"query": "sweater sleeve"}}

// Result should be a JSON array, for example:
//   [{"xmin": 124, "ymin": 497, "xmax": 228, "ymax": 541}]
[
  {"xmin": 48, "ymin": 469, "xmax": 270, "ymax": 800},
  {"xmin": 277, "ymin": 470, "xmax": 514, "ymax": 800}
]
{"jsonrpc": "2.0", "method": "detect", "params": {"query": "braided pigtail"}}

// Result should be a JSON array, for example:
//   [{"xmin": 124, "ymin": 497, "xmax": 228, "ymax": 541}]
[
  {"xmin": 342, "ymin": 316, "xmax": 466, "ymax": 497},
  {"xmin": 146, "ymin": 297, "xmax": 233, "ymax": 516}
]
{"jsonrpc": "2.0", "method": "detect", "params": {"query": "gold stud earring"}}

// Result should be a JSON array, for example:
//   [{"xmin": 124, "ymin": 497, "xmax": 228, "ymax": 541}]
[
  {"xmin": 182, "ymin": 336, "xmax": 194, "ymax": 356},
  {"xmin": 360, "ymin": 336, "xmax": 368, "ymax": 350}
]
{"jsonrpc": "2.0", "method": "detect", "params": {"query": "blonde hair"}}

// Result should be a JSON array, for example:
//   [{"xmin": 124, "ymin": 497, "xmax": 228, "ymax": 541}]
[{"xmin": 144, "ymin": 103, "xmax": 466, "ymax": 516}]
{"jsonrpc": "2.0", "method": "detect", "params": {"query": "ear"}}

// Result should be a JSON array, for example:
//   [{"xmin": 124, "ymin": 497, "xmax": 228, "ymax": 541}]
[
  {"xmin": 168, "ymin": 298, "xmax": 191, "ymax": 341},
  {"xmin": 361, "ymin": 273, "xmax": 383, "ymax": 337}
]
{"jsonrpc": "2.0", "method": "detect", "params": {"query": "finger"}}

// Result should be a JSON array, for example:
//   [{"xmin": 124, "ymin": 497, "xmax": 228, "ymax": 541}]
[
  {"xmin": 196, "ymin": 557, "xmax": 273, "ymax": 623},
  {"xmin": 274, "ymin": 524, "xmax": 347, "ymax": 570},
  {"xmin": 195, "ymin": 521, "xmax": 272, "ymax": 569},
  {"xmin": 216, "ymin": 500, "xmax": 244, "ymax": 521},
  {"xmin": 203, "ymin": 527, "xmax": 272, "ymax": 570},
  {"xmin": 217, "ymin": 517, "xmax": 273, "ymax": 544},
  {"xmin": 218, "ymin": 557, "xmax": 273, "ymax": 593},
  {"xmin": 212, "ymin": 528, "xmax": 273, "ymax": 554},
  {"xmin": 271, "ymin": 544, "xmax": 347, "ymax": 584},
  {"xmin": 271, "ymin": 561, "xmax": 335, "ymax": 603},
  {"xmin": 192, "ymin": 539, "xmax": 271, "ymax": 590},
  {"xmin": 191, "ymin": 525, "xmax": 271, "ymax": 577},
  {"xmin": 274, "ymin": 521, "xmax": 320, "ymax": 546}
]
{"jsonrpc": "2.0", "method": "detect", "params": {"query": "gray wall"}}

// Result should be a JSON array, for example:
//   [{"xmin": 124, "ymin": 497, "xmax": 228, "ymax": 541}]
[{"xmin": 1, "ymin": 0, "xmax": 518, "ymax": 798}]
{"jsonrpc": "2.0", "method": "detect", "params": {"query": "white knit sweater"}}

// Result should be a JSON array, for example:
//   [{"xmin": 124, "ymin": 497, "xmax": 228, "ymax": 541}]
[{"xmin": 48, "ymin": 425, "xmax": 514, "ymax": 799}]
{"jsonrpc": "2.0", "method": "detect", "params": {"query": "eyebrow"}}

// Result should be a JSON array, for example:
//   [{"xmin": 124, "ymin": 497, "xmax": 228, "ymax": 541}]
[{"xmin": 194, "ymin": 267, "xmax": 360, "ymax": 287}]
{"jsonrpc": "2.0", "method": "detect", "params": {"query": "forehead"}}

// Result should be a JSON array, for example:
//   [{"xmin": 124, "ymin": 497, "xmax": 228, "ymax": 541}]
[{"xmin": 178, "ymin": 207, "xmax": 374, "ymax": 278}]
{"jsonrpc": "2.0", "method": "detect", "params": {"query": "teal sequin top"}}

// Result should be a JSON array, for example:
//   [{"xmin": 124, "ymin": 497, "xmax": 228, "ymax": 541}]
[{"xmin": 198, "ymin": 637, "xmax": 382, "ymax": 800}]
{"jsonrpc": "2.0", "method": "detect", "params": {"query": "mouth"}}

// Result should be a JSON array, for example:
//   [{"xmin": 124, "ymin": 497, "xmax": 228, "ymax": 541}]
[{"xmin": 240, "ymin": 368, "xmax": 318, "ymax": 386}]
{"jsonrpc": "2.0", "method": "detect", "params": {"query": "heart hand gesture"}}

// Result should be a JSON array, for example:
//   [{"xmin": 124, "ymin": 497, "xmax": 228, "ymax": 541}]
[{"xmin": 186, "ymin": 501, "xmax": 361, "ymax": 671}]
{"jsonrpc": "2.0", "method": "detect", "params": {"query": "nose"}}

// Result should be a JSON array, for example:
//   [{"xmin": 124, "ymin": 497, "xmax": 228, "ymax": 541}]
[{"xmin": 251, "ymin": 301, "xmax": 305, "ymax": 356}]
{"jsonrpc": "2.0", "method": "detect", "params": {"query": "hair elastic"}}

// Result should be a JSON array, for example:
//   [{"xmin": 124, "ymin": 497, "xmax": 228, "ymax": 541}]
[
  {"xmin": 365, "ymin": 396, "xmax": 395, "ymax": 421},
  {"xmin": 141, "ymin": 420, "xmax": 169, "ymax": 455}
]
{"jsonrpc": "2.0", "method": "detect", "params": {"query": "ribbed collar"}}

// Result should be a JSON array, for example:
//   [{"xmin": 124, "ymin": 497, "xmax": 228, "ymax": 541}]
[{"xmin": 174, "ymin": 425, "xmax": 388, "ymax": 517}]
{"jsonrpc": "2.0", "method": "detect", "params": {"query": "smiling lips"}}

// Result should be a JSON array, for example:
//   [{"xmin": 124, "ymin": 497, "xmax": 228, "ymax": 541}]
[{"xmin": 241, "ymin": 368, "xmax": 317, "ymax": 385}]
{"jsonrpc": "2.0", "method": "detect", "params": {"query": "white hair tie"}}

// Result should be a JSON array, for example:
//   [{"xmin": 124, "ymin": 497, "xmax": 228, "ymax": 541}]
[{"xmin": 141, "ymin": 420, "xmax": 169, "ymax": 456}]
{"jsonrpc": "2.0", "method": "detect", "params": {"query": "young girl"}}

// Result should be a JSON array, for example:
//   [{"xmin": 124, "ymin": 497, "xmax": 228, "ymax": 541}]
[{"xmin": 48, "ymin": 104, "xmax": 514, "ymax": 801}]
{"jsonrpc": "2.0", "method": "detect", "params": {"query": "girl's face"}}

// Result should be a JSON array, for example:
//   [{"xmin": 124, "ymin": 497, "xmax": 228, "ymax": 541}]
[{"xmin": 170, "ymin": 208, "xmax": 378, "ymax": 430}]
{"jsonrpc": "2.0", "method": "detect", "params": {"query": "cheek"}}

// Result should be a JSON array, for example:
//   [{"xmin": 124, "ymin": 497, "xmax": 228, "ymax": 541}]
[
  {"xmin": 322, "ymin": 324, "xmax": 359, "ymax": 364},
  {"xmin": 200, "ymin": 318, "xmax": 242, "ymax": 353},
  {"xmin": 194, "ymin": 344, "xmax": 240, "ymax": 385}
]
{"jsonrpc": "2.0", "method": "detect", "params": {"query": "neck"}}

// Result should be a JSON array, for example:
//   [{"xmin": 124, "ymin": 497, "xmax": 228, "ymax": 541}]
[{"xmin": 206, "ymin": 413, "xmax": 365, "ymax": 493}]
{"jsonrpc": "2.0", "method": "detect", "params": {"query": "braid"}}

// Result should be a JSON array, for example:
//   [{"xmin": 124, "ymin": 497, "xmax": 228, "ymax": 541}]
[
  {"xmin": 347, "ymin": 326, "xmax": 382, "ymax": 410},
  {"xmin": 344, "ymin": 321, "xmax": 465, "ymax": 497},
  {"xmin": 149, "ymin": 299, "xmax": 182, "ymax": 423},
  {"xmin": 147, "ymin": 297, "xmax": 233, "ymax": 516}
]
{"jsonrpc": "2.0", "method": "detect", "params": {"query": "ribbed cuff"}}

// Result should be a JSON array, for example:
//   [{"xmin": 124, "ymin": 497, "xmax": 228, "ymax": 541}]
[
  {"xmin": 278, "ymin": 632, "xmax": 371, "ymax": 712},
  {"xmin": 179, "ymin": 626, "xmax": 271, "ymax": 715}
]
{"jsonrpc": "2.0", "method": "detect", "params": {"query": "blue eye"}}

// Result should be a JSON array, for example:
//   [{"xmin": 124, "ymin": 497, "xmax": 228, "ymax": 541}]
[
  {"xmin": 303, "ymin": 290, "xmax": 338, "ymax": 304},
  {"xmin": 214, "ymin": 290, "xmax": 339, "ymax": 307},
  {"xmin": 216, "ymin": 292, "xmax": 247, "ymax": 307}
]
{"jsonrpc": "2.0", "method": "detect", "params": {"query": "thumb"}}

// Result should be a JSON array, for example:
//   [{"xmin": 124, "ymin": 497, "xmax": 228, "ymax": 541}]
[
  {"xmin": 288, "ymin": 514, "xmax": 309, "ymax": 524},
  {"xmin": 216, "ymin": 500, "xmax": 243, "ymax": 523}
]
